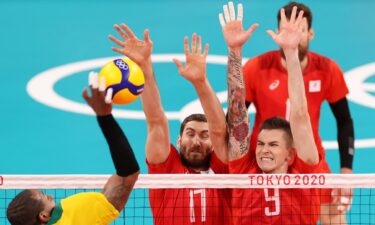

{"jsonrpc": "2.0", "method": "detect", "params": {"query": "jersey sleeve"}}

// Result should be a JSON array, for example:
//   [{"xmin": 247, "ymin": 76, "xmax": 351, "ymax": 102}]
[
  {"xmin": 325, "ymin": 60, "xmax": 349, "ymax": 103},
  {"xmin": 210, "ymin": 151, "xmax": 229, "ymax": 173},
  {"xmin": 147, "ymin": 144, "xmax": 181, "ymax": 174},
  {"xmin": 243, "ymin": 57, "xmax": 259, "ymax": 103}
]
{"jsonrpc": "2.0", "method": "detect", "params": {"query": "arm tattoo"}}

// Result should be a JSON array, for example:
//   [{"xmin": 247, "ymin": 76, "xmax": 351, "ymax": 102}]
[
  {"xmin": 227, "ymin": 51, "xmax": 251, "ymax": 160},
  {"xmin": 104, "ymin": 180, "xmax": 132, "ymax": 211}
]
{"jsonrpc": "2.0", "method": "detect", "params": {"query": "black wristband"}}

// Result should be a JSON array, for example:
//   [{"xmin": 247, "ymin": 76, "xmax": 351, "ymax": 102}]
[{"xmin": 97, "ymin": 114, "xmax": 140, "ymax": 177}]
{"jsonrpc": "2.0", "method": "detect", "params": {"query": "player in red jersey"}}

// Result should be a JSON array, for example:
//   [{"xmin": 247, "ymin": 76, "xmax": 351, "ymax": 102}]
[
  {"xmin": 109, "ymin": 25, "xmax": 231, "ymax": 224},
  {"xmin": 242, "ymin": 2, "xmax": 354, "ymax": 224},
  {"xmin": 221, "ymin": 2, "xmax": 320, "ymax": 224}
]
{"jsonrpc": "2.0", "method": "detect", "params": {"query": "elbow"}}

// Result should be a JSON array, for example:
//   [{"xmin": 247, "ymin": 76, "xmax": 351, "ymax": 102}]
[
  {"xmin": 147, "ymin": 114, "xmax": 168, "ymax": 128},
  {"xmin": 290, "ymin": 107, "xmax": 310, "ymax": 124},
  {"xmin": 308, "ymin": 153, "xmax": 319, "ymax": 165},
  {"xmin": 209, "ymin": 124, "xmax": 228, "ymax": 138},
  {"xmin": 124, "ymin": 171, "xmax": 140, "ymax": 188}
]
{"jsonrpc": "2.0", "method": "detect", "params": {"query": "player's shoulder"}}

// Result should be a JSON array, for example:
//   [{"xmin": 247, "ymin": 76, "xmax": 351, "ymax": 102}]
[
  {"xmin": 308, "ymin": 52, "xmax": 341, "ymax": 71},
  {"xmin": 244, "ymin": 51, "xmax": 279, "ymax": 69}
]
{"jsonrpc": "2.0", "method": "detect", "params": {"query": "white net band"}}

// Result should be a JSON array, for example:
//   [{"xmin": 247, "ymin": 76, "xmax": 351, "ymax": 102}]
[{"xmin": 1, "ymin": 174, "xmax": 375, "ymax": 189}]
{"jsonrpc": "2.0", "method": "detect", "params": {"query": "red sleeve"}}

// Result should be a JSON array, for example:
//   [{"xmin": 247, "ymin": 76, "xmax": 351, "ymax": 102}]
[
  {"xmin": 147, "ymin": 144, "xmax": 183, "ymax": 174},
  {"xmin": 210, "ymin": 151, "xmax": 229, "ymax": 173},
  {"xmin": 229, "ymin": 150, "xmax": 256, "ymax": 174},
  {"xmin": 243, "ymin": 57, "xmax": 259, "ymax": 103},
  {"xmin": 325, "ymin": 60, "xmax": 349, "ymax": 103}
]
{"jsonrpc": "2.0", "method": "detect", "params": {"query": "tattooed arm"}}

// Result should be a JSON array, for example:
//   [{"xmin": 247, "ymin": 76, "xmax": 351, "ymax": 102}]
[
  {"xmin": 227, "ymin": 51, "xmax": 250, "ymax": 160},
  {"xmin": 219, "ymin": 2, "xmax": 258, "ymax": 160},
  {"xmin": 102, "ymin": 173, "xmax": 139, "ymax": 211}
]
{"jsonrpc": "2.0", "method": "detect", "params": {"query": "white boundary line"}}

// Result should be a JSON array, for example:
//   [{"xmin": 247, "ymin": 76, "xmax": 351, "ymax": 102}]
[{"xmin": 26, "ymin": 54, "xmax": 375, "ymax": 149}]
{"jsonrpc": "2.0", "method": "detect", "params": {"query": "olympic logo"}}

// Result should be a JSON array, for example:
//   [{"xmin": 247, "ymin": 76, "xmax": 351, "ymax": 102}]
[
  {"xmin": 26, "ymin": 54, "xmax": 375, "ymax": 149},
  {"xmin": 115, "ymin": 59, "xmax": 129, "ymax": 70}
]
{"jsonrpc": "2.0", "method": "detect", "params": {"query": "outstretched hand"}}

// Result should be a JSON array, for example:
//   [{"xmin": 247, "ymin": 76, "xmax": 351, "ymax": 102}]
[
  {"xmin": 332, "ymin": 188, "xmax": 353, "ymax": 213},
  {"xmin": 173, "ymin": 33, "xmax": 209, "ymax": 84},
  {"xmin": 267, "ymin": 6, "xmax": 304, "ymax": 51},
  {"xmin": 82, "ymin": 72, "xmax": 113, "ymax": 116},
  {"xmin": 219, "ymin": 2, "xmax": 258, "ymax": 50},
  {"xmin": 109, "ymin": 23, "xmax": 153, "ymax": 67}
]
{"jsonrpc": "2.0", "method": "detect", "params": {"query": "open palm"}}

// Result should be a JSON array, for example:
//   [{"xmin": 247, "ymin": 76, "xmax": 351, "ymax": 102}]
[
  {"xmin": 109, "ymin": 23, "xmax": 153, "ymax": 66},
  {"xmin": 267, "ymin": 7, "xmax": 304, "ymax": 50},
  {"xmin": 174, "ymin": 34, "xmax": 208, "ymax": 84},
  {"xmin": 219, "ymin": 2, "xmax": 258, "ymax": 49}
]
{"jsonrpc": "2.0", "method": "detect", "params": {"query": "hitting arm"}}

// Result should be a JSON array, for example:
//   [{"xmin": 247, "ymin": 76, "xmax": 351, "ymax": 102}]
[{"xmin": 83, "ymin": 74, "xmax": 139, "ymax": 212}]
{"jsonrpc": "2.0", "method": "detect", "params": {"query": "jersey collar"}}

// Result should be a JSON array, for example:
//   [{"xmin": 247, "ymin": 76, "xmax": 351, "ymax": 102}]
[{"xmin": 46, "ymin": 202, "xmax": 63, "ymax": 225}]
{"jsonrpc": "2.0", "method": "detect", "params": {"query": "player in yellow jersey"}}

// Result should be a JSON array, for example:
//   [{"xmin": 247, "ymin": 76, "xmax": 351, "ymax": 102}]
[{"xmin": 6, "ymin": 74, "xmax": 140, "ymax": 225}]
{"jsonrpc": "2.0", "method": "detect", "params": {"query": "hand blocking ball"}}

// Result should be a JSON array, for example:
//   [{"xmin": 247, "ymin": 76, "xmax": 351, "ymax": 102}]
[{"xmin": 99, "ymin": 58, "xmax": 145, "ymax": 105}]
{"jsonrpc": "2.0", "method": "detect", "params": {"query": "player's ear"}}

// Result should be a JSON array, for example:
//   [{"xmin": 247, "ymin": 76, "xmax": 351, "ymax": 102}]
[
  {"xmin": 308, "ymin": 28, "xmax": 314, "ymax": 41},
  {"xmin": 39, "ymin": 211, "xmax": 51, "ymax": 223},
  {"xmin": 287, "ymin": 148, "xmax": 296, "ymax": 166},
  {"xmin": 177, "ymin": 136, "xmax": 181, "ymax": 149}
]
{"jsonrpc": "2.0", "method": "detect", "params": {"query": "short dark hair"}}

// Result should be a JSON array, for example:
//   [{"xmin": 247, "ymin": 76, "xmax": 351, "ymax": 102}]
[
  {"xmin": 277, "ymin": 2, "xmax": 313, "ymax": 29},
  {"xmin": 260, "ymin": 117, "xmax": 293, "ymax": 148},
  {"xmin": 180, "ymin": 114, "xmax": 207, "ymax": 135},
  {"xmin": 7, "ymin": 190, "xmax": 44, "ymax": 225}
]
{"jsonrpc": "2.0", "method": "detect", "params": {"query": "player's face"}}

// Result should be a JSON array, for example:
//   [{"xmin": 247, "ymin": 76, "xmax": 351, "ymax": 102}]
[
  {"xmin": 178, "ymin": 121, "xmax": 213, "ymax": 170},
  {"xmin": 33, "ymin": 190, "xmax": 56, "ymax": 219},
  {"xmin": 256, "ymin": 129, "xmax": 291, "ymax": 174}
]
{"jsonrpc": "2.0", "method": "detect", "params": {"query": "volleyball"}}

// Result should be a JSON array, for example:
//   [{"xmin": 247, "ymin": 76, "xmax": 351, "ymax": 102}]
[{"xmin": 99, "ymin": 58, "xmax": 145, "ymax": 105}]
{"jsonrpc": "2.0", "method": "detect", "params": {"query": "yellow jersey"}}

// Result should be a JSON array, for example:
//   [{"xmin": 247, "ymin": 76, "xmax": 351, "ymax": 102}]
[{"xmin": 47, "ymin": 192, "xmax": 119, "ymax": 225}]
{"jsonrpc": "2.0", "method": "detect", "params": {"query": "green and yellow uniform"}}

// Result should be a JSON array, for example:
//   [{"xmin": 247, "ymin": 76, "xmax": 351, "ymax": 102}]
[{"xmin": 47, "ymin": 192, "xmax": 119, "ymax": 225}]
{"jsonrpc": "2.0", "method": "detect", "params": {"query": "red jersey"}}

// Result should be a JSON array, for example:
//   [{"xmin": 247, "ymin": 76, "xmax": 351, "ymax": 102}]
[
  {"xmin": 147, "ymin": 145, "xmax": 231, "ymax": 225},
  {"xmin": 229, "ymin": 151, "xmax": 321, "ymax": 225},
  {"xmin": 243, "ymin": 50, "xmax": 349, "ymax": 159}
]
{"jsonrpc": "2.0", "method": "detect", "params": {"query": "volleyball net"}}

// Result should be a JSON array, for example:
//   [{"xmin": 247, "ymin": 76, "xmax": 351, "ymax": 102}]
[{"xmin": 1, "ymin": 174, "xmax": 374, "ymax": 225}]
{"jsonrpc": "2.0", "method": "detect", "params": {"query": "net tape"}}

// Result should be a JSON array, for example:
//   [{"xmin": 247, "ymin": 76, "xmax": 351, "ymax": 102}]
[{"xmin": 1, "ymin": 174, "xmax": 375, "ymax": 189}]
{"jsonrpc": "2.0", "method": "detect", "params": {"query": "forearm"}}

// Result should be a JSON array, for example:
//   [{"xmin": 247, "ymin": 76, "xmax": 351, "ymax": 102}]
[
  {"xmin": 193, "ymin": 79, "xmax": 227, "ymax": 136},
  {"xmin": 330, "ymin": 99, "xmax": 355, "ymax": 169},
  {"xmin": 284, "ymin": 49, "xmax": 318, "ymax": 164},
  {"xmin": 140, "ymin": 59, "xmax": 167, "ymax": 123},
  {"xmin": 103, "ymin": 172, "xmax": 139, "ymax": 211},
  {"xmin": 97, "ymin": 115, "xmax": 139, "ymax": 177},
  {"xmin": 227, "ymin": 49, "xmax": 250, "ymax": 161},
  {"xmin": 285, "ymin": 50, "xmax": 308, "ymax": 117},
  {"xmin": 139, "ymin": 59, "xmax": 170, "ymax": 163},
  {"xmin": 338, "ymin": 118, "xmax": 354, "ymax": 169},
  {"xmin": 193, "ymin": 79, "xmax": 228, "ymax": 162}
]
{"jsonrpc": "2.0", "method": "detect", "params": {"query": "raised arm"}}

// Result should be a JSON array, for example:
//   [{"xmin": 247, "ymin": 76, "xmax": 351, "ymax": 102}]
[
  {"xmin": 83, "ymin": 74, "xmax": 139, "ymax": 212},
  {"xmin": 219, "ymin": 2, "xmax": 258, "ymax": 161},
  {"xmin": 267, "ymin": 7, "xmax": 318, "ymax": 164},
  {"xmin": 109, "ymin": 24, "xmax": 170, "ymax": 164},
  {"xmin": 173, "ymin": 34, "xmax": 228, "ymax": 163}
]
